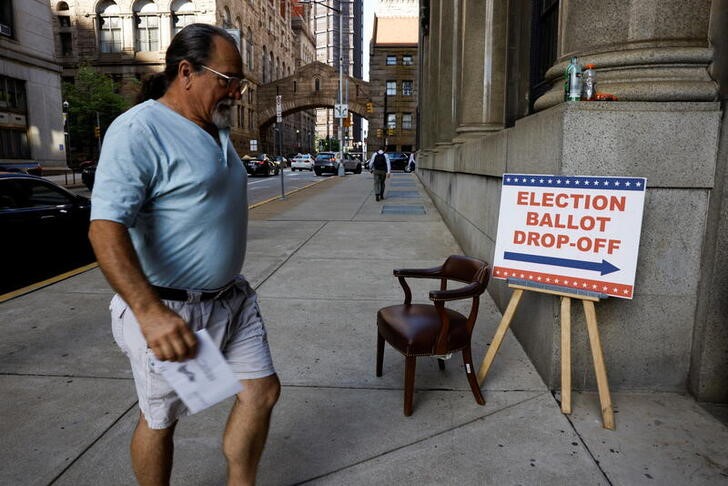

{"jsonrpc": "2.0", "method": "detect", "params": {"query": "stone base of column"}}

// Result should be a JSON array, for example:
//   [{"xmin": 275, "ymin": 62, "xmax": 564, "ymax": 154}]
[{"xmin": 535, "ymin": 47, "xmax": 718, "ymax": 111}]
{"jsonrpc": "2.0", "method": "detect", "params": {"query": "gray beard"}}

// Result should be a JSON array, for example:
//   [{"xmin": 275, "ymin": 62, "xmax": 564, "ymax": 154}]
[{"xmin": 212, "ymin": 99, "xmax": 233, "ymax": 129}]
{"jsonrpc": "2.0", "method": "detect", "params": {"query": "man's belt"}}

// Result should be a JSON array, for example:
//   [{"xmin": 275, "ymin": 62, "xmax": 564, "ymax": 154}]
[{"xmin": 152, "ymin": 282, "xmax": 235, "ymax": 302}]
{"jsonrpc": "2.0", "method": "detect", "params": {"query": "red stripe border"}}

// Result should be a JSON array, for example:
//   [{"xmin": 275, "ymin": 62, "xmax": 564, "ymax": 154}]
[{"xmin": 493, "ymin": 266, "xmax": 633, "ymax": 299}]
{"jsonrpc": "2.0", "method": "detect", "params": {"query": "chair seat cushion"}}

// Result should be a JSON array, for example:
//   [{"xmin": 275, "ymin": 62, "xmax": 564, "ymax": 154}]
[{"xmin": 377, "ymin": 304, "xmax": 469, "ymax": 356}]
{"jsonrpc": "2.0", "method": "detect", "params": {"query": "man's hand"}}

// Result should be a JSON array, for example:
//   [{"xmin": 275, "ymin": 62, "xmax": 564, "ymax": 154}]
[
  {"xmin": 89, "ymin": 220, "xmax": 198, "ymax": 362},
  {"xmin": 137, "ymin": 304, "xmax": 198, "ymax": 362}
]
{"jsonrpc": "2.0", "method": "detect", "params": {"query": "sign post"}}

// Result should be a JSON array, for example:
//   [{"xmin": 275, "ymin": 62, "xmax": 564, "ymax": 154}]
[
  {"xmin": 275, "ymin": 95, "xmax": 285, "ymax": 199},
  {"xmin": 479, "ymin": 173, "xmax": 647, "ymax": 430}
]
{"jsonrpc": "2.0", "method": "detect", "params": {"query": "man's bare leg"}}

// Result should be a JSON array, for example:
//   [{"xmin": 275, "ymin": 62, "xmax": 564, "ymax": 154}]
[
  {"xmin": 223, "ymin": 374, "xmax": 281, "ymax": 486},
  {"xmin": 130, "ymin": 413, "xmax": 177, "ymax": 486}
]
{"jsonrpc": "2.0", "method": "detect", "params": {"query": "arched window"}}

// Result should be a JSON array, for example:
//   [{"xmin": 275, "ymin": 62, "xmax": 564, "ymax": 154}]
[
  {"xmin": 133, "ymin": 0, "xmax": 159, "ymax": 52},
  {"xmin": 56, "ymin": 1, "xmax": 69, "ymax": 10},
  {"xmin": 269, "ymin": 51, "xmax": 273, "ymax": 82},
  {"xmin": 314, "ymin": 77, "xmax": 320, "ymax": 92},
  {"xmin": 246, "ymin": 27, "xmax": 253, "ymax": 71},
  {"xmin": 97, "ymin": 1, "xmax": 122, "ymax": 53},
  {"xmin": 262, "ymin": 47, "xmax": 268, "ymax": 83},
  {"xmin": 222, "ymin": 7, "xmax": 232, "ymax": 29},
  {"xmin": 171, "ymin": 0, "xmax": 194, "ymax": 37}
]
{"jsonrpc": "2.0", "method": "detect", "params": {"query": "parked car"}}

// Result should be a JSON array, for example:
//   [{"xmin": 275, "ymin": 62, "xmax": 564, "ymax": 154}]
[
  {"xmin": 244, "ymin": 153, "xmax": 279, "ymax": 176},
  {"xmin": 290, "ymin": 154, "xmax": 315, "ymax": 171},
  {"xmin": 273, "ymin": 155, "xmax": 289, "ymax": 169},
  {"xmin": 80, "ymin": 161, "xmax": 97, "ymax": 191},
  {"xmin": 0, "ymin": 162, "xmax": 42, "ymax": 176},
  {"xmin": 385, "ymin": 152, "xmax": 409, "ymax": 171},
  {"xmin": 314, "ymin": 152, "xmax": 363, "ymax": 176},
  {"xmin": 0, "ymin": 173, "xmax": 94, "ymax": 294}
]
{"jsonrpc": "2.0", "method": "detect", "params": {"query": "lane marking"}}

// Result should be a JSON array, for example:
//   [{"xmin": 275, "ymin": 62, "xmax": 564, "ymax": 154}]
[{"xmin": 0, "ymin": 262, "xmax": 99, "ymax": 303}]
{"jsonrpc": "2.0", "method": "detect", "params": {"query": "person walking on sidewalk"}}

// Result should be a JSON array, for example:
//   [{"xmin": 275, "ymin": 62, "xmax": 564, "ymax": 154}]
[
  {"xmin": 407, "ymin": 151, "xmax": 416, "ymax": 173},
  {"xmin": 88, "ymin": 24, "xmax": 279, "ymax": 486},
  {"xmin": 368, "ymin": 147, "xmax": 390, "ymax": 201}
]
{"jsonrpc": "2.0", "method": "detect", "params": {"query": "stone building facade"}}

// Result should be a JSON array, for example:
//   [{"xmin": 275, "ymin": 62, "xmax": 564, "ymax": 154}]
[
  {"xmin": 50, "ymin": 0, "xmax": 315, "ymax": 156},
  {"xmin": 0, "ymin": 0, "xmax": 66, "ymax": 168},
  {"xmin": 417, "ymin": 0, "xmax": 728, "ymax": 403},
  {"xmin": 367, "ymin": 14, "xmax": 417, "ymax": 154}
]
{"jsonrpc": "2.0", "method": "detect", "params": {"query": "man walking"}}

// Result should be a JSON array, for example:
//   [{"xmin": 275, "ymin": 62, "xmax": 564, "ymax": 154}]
[
  {"xmin": 368, "ymin": 147, "xmax": 390, "ymax": 201},
  {"xmin": 89, "ymin": 24, "xmax": 279, "ymax": 486}
]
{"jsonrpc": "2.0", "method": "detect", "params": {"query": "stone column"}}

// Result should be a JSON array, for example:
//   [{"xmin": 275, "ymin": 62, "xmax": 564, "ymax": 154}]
[
  {"xmin": 422, "ymin": 0, "xmax": 441, "ymax": 150},
  {"xmin": 435, "ymin": 0, "xmax": 458, "ymax": 144},
  {"xmin": 455, "ymin": 0, "xmax": 508, "ymax": 138},
  {"xmin": 535, "ymin": 0, "xmax": 718, "ymax": 110}
]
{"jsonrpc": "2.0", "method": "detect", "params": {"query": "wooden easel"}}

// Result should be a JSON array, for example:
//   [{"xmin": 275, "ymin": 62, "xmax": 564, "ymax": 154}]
[{"xmin": 477, "ymin": 281, "xmax": 615, "ymax": 430}]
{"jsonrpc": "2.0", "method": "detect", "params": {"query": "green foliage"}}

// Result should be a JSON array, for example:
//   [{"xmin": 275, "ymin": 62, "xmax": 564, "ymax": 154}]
[
  {"xmin": 317, "ymin": 136, "xmax": 339, "ymax": 152},
  {"xmin": 62, "ymin": 66, "xmax": 130, "ymax": 162}
]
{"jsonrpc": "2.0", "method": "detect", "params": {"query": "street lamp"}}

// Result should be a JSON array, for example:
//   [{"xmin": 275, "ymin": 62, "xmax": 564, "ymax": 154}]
[{"xmin": 299, "ymin": 0, "xmax": 345, "ymax": 175}]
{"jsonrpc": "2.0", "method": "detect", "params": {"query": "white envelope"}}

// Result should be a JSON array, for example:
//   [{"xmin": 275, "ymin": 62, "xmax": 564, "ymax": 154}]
[{"xmin": 153, "ymin": 329, "xmax": 243, "ymax": 414}]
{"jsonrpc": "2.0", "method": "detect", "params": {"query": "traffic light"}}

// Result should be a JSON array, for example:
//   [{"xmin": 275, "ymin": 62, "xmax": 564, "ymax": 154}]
[
  {"xmin": 376, "ymin": 128, "xmax": 382, "ymax": 137},
  {"xmin": 343, "ymin": 117, "xmax": 351, "ymax": 127},
  {"xmin": 388, "ymin": 128, "xmax": 395, "ymax": 136},
  {"xmin": 94, "ymin": 126, "xmax": 101, "ymax": 138},
  {"xmin": 366, "ymin": 102, "xmax": 373, "ymax": 113}
]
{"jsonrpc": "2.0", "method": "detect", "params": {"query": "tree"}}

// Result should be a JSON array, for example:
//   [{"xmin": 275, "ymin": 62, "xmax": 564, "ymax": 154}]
[{"xmin": 62, "ymin": 66, "xmax": 131, "ymax": 164}]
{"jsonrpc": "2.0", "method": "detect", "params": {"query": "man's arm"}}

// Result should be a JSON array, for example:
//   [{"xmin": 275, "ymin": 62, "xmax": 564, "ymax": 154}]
[{"xmin": 89, "ymin": 220, "xmax": 197, "ymax": 362}]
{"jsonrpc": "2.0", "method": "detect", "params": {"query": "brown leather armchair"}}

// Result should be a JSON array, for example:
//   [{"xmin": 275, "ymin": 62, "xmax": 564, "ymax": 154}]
[{"xmin": 376, "ymin": 255, "xmax": 491, "ymax": 416}]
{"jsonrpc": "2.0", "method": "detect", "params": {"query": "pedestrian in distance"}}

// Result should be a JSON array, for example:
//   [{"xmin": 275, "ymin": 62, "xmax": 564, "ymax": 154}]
[
  {"xmin": 407, "ymin": 151, "xmax": 416, "ymax": 173},
  {"xmin": 88, "ymin": 23, "xmax": 279, "ymax": 486},
  {"xmin": 368, "ymin": 147, "xmax": 391, "ymax": 201}
]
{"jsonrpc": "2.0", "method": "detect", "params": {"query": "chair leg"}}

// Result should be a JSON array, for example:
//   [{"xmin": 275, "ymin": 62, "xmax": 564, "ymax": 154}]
[
  {"xmin": 404, "ymin": 356, "xmax": 416, "ymax": 416},
  {"xmin": 437, "ymin": 358, "xmax": 446, "ymax": 370},
  {"xmin": 462, "ymin": 346, "xmax": 485, "ymax": 406},
  {"xmin": 376, "ymin": 331, "xmax": 385, "ymax": 377}
]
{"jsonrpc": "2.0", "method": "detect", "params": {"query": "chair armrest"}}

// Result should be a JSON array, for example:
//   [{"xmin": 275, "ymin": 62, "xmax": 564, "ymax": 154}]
[
  {"xmin": 429, "ymin": 282, "xmax": 482, "ymax": 302},
  {"xmin": 393, "ymin": 265, "xmax": 443, "ymax": 279}
]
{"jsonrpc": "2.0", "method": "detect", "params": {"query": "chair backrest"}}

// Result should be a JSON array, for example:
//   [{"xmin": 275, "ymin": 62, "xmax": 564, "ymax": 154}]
[{"xmin": 441, "ymin": 255, "xmax": 490, "ymax": 293}]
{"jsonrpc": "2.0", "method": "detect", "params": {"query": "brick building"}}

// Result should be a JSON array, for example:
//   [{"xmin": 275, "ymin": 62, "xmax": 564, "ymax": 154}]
[
  {"xmin": 49, "ymin": 0, "xmax": 315, "ymax": 156},
  {"xmin": 367, "ymin": 11, "xmax": 417, "ymax": 155}
]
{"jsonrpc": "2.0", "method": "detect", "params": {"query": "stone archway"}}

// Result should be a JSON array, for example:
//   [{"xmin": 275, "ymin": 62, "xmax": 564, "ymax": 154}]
[{"xmin": 257, "ymin": 61, "xmax": 371, "ymax": 127}]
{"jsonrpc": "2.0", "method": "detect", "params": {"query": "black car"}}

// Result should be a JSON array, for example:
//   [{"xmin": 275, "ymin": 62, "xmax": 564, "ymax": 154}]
[
  {"xmin": 80, "ymin": 161, "xmax": 97, "ymax": 191},
  {"xmin": 0, "ymin": 162, "xmax": 43, "ymax": 176},
  {"xmin": 385, "ymin": 152, "xmax": 409, "ymax": 171},
  {"xmin": 244, "ymin": 154, "xmax": 279, "ymax": 177},
  {"xmin": 0, "ymin": 173, "xmax": 95, "ymax": 294}
]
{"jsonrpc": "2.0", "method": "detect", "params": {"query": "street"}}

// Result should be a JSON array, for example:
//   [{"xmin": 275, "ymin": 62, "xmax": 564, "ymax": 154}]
[{"xmin": 0, "ymin": 169, "xmax": 357, "ymax": 298}]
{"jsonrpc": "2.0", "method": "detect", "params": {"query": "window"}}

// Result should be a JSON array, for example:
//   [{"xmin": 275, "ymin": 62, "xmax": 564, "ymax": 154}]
[
  {"xmin": 529, "ymin": 0, "xmax": 559, "ymax": 113},
  {"xmin": 386, "ymin": 81, "xmax": 396, "ymax": 96},
  {"xmin": 0, "ymin": 0, "xmax": 13, "ymax": 38},
  {"xmin": 386, "ymin": 55, "xmax": 396, "ymax": 65},
  {"xmin": 134, "ymin": 0, "xmax": 159, "ymax": 52},
  {"xmin": 386, "ymin": 113, "xmax": 396, "ymax": 129},
  {"xmin": 402, "ymin": 55, "xmax": 413, "ymax": 65},
  {"xmin": 246, "ymin": 27, "xmax": 254, "ymax": 70},
  {"xmin": 402, "ymin": 113, "xmax": 412, "ymax": 129},
  {"xmin": 97, "ymin": 1, "xmax": 122, "ymax": 53},
  {"xmin": 402, "ymin": 80, "xmax": 413, "ymax": 96},
  {"xmin": 60, "ymin": 32, "xmax": 73, "ymax": 56},
  {"xmin": 171, "ymin": 0, "xmax": 195, "ymax": 37},
  {"xmin": 0, "ymin": 76, "xmax": 29, "ymax": 159},
  {"xmin": 58, "ymin": 15, "xmax": 71, "ymax": 27}
]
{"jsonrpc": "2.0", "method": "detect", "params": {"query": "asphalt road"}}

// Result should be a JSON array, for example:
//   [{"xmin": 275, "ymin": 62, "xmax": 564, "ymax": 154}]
[{"xmin": 0, "ymin": 169, "xmax": 345, "ymax": 298}]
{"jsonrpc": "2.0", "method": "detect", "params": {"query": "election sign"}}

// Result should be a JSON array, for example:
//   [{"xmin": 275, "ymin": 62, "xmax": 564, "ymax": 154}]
[{"xmin": 492, "ymin": 174, "xmax": 647, "ymax": 299}]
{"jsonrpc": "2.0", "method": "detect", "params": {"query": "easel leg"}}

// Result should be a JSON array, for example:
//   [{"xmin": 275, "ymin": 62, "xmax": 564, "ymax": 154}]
[
  {"xmin": 477, "ymin": 289, "xmax": 524, "ymax": 385},
  {"xmin": 582, "ymin": 300, "xmax": 615, "ymax": 430},
  {"xmin": 560, "ymin": 296, "xmax": 572, "ymax": 414}
]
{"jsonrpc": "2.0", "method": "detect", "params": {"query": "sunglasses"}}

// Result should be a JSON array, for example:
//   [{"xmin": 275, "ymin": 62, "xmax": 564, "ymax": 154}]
[{"xmin": 200, "ymin": 64, "xmax": 249, "ymax": 95}]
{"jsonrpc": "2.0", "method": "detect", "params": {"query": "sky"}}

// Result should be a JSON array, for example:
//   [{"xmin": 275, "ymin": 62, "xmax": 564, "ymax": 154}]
[{"xmin": 362, "ymin": 1, "xmax": 375, "ymax": 81}]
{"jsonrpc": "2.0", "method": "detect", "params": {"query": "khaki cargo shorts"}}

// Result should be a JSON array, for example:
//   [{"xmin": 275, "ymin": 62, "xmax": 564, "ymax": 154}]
[{"xmin": 110, "ymin": 277, "xmax": 275, "ymax": 429}]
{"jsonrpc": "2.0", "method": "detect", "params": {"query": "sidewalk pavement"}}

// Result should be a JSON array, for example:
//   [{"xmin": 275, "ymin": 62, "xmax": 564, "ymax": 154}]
[{"xmin": 2, "ymin": 172, "xmax": 728, "ymax": 485}]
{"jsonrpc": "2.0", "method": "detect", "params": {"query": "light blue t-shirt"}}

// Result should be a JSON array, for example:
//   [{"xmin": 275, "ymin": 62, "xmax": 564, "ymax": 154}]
[{"xmin": 91, "ymin": 100, "xmax": 247, "ymax": 290}]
